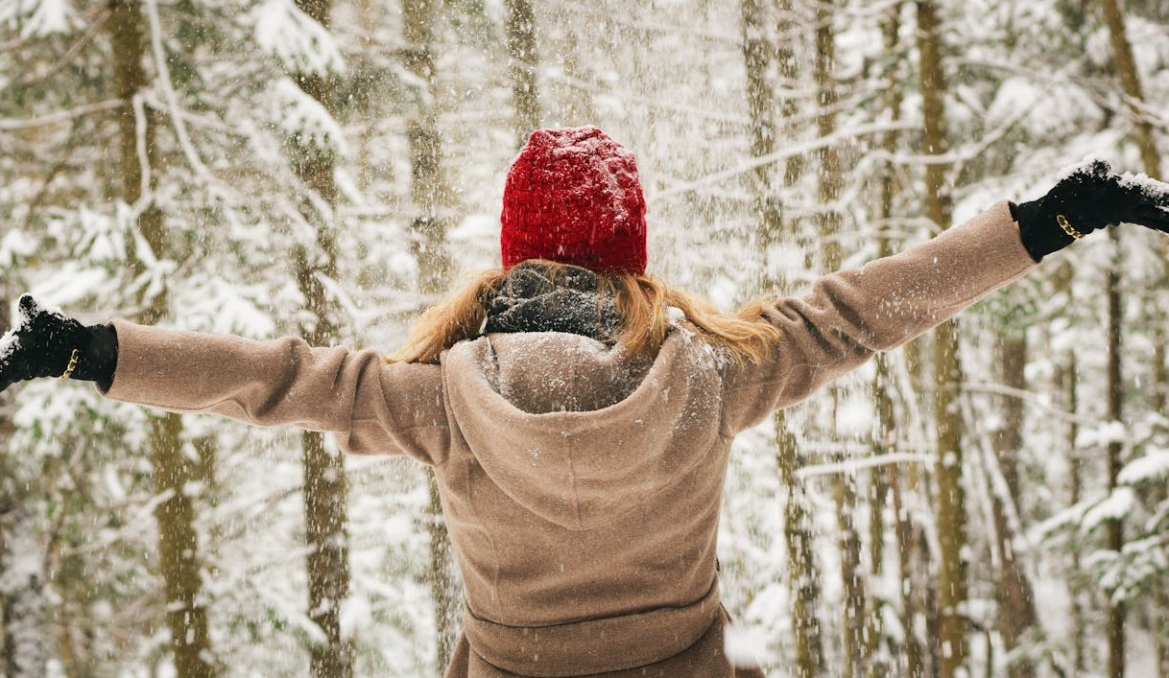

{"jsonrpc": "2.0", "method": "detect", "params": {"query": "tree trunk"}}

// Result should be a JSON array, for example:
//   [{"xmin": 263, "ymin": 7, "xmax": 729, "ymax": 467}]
[
  {"xmin": 914, "ymin": 3, "xmax": 967, "ymax": 677},
  {"xmin": 932, "ymin": 317, "xmax": 966, "ymax": 678},
  {"xmin": 408, "ymin": 119, "xmax": 460, "ymax": 675},
  {"xmin": 557, "ymin": 28, "xmax": 596, "ymax": 126},
  {"xmin": 814, "ymin": 0, "xmax": 842, "ymax": 274},
  {"xmin": 1105, "ymin": 230, "xmax": 1125, "ymax": 678},
  {"xmin": 1067, "ymin": 353, "xmax": 1087, "ymax": 677},
  {"xmin": 992, "ymin": 336, "xmax": 1038, "ymax": 678},
  {"xmin": 403, "ymin": 0, "xmax": 454, "ymax": 295},
  {"xmin": 284, "ymin": 2, "xmax": 354, "ymax": 676},
  {"xmin": 813, "ymin": 2, "xmax": 864, "ymax": 674},
  {"xmin": 1050, "ymin": 260, "xmax": 1086, "ymax": 677},
  {"xmin": 288, "ymin": 5, "xmax": 353, "ymax": 678},
  {"xmin": 778, "ymin": 413, "xmax": 825, "ymax": 678},
  {"xmin": 402, "ymin": 0, "xmax": 458, "ymax": 672},
  {"xmin": 1101, "ymin": 0, "xmax": 1162, "ymax": 180},
  {"xmin": 740, "ymin": 0, "xmax": 782, "ymax": 243},
  {"xmin": 740, "ymin": 0, "xmax": 805, "ymax": 191},
  {"xmin": 1160, "ymin": 587, "xmax": 1169, "ymax": 678},
  {"xmin": 151, "ymin": 412, "xmax": 216, "ymax": 678},
  {"xmin": 776, "ymin": 0, "xmax": 804, "ymax": 186},
  {"xmin": 1066, "ymin": 350, "xmax": 1086, "ymax": 677},
  {"xmin": 1100, "ymin": 8, "xmax": 1162, "ymax": 675},
  {"xmin": 504, "ymin": 0, "xmax": 540, "ymax": 144},
  {"xmin": 868, "ymin": 353, "xmax": 892, "ymax": 678},
  {"xmin": 740, "ymin": 3, "xmax": 822, "ymax": 673},
  {"xmin": 890, "ymin": 465, "xmax": 927, "ymax": 678},
  {"xmin": 835, "ymin": 466, "xmax": 865, "ymax": 678},
  {"xmin": 869, "ymin": 12, "xmax": 902, "ymax": 674},
  {"xmin": 111, "ymin": 2, "xmax": 217, "ymax": 676},
  {"xmin": 301, "ymin": 430, "xmax": 352, "ymax": 678},
  {"xmin": 741, "ymin": 0, "xmax": 775, "ymax": 158}
]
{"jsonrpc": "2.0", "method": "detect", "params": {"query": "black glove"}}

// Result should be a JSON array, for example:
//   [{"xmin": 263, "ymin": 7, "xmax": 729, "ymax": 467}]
[
  {"xmin": 0, "ymin": 295, "xmax": 118, "ymax": 393},
  {"xmin": 1012, "ymin": 159, "xmax": 1169, "ymax": 261}
]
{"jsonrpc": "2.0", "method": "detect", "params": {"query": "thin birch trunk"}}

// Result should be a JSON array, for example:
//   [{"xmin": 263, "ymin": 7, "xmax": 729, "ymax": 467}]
[
  {"xmin": 283, "ymin": 1, "xmax": 355, "ymax": 675},
  {"xmin": 813, "ymin": 2, "xmax": 864, "ymax": 674},
  {"xmin": 868, "ymin": 352, "xmax": 892, "ymax": 678},
  {"xmin": 402, "ymin": 1, "xmax": 458, "ymax": 672},
  {"xmin": 776, "ymin": 0, "xmax": 803, "ymax": 186},
  {"xmin": 1050, "ymin": 258, "xmax": 1085, "ymax": 676},
  {"xmin": 869, "ymin": 10, "xmax": 902, "ymax": 674},
  {"xmin": 1101, "ymin": 0, "xmax": 1162, "ymax": 180},
  {"xmin": 1159, "ymin": 587, "xmax": 1169, "ymax": 678},
  {"xmin": 892, "ymin": 460, "xmax": 934, "ymax": 678},
  {"xmin": 813, "ymin": 0, "xmax": 841, "ymax": 273},
  {"xmin": 778, "ymin": 416, "xmax": 826, "ymax": 678},
  {"xmin": 1105, "ymin": 230, "xmax": 1125, "ymax": 678},
  {"xmin": 111, "ymin": 2, "xmax": 216, "ymax": 676},
  {"xmin": 992, "ymin": 336, "xmax": 1038, "ymax": 678},
  {"xmin": 741, "ymin": 0, "xmax": 782, "ymax": 242},
  {"xmin": 558, "ymin": 29, "xmax": 596, "ymax": 125},
  {"xmin": 1100, "ymin": 7, "xmax": 1164, "ymax": 674},
  {"xmin": 1067, "ymin": 351, "xmax": 1086, "ymax": 677},
  {"xmin": 914, "ymin": 3, "xmax": 967, "ymax": 676},
  {"xmin": 740, "ymin": 1, "xmax": 823, "ymax": 673},
  {"xmin": 504, "ymin": 0, "xmax": 540, "ymax": 144}
]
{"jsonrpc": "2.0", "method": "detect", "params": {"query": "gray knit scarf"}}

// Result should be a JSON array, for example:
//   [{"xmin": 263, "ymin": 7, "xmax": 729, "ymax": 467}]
[{"xmin": 483, "ymin": 263, "xmax": 621, "ymax": 343}]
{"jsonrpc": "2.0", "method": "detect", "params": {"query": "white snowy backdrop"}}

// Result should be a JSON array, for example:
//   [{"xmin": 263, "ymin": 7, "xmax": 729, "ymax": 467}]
[{"xmin": 1, "ymin": 0, "xmax": 1168, "ymax": 676}]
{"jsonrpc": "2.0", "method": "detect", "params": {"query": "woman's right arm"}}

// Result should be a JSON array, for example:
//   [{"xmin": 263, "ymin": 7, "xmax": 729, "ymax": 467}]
[{"xmin": 101, "ymin": 321, "xmax": 449, "ymax": 463}]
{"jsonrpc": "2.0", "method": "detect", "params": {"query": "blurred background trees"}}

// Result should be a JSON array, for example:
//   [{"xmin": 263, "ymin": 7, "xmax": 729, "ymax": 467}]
[{"xmin": 1, "ymin": 0, "xmax": 1167, "ymax": 676}]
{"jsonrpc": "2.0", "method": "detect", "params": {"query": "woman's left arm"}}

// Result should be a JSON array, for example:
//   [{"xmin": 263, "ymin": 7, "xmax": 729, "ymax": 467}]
[
  {"xmin": 721, "ymin": 162, "xmax": 1169, "ymax": 434},
  {"xmin": 721, "ymin": 201, "xmax": 1036, "ymax": 433}
]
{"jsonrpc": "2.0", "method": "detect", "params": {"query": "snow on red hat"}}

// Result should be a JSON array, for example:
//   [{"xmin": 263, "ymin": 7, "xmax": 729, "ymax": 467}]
[{"xmin": 500, "ymin": 126, "xmax": 648, "ymax": 276}]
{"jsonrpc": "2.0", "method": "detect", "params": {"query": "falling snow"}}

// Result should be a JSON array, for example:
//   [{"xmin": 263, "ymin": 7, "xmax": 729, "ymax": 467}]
[{"xmin": 2, "ymin": 0, "xmax": 1169, "ymax": 676}]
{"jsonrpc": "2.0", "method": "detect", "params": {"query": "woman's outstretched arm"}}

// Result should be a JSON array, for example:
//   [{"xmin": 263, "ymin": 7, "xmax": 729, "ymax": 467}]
[
  {"xmin": 0, "ymin": 303, "xmax": 449, "ymax": 464},
  {"xmin": 721, "ymin": 161, "xmax": 1169, "ymax": 433},
  {"xmin": 721, "ymin": 200, "xmax": 1034, "ymax": 432}
]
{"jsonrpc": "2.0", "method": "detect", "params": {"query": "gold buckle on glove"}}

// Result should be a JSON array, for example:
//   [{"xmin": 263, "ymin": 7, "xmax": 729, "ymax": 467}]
[
  {"xmin": 59, "ymin": 349, "xmax": 80, "ymax": 380},
  {"xmin": 1057, "ymin": 214, "xmax": 1086, "ymax": 239}
]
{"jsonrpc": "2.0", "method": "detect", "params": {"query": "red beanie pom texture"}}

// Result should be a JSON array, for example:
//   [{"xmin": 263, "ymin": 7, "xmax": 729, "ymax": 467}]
[{"xmin": 500, "ymin": 126, "xmax": 648, "ymax": 276}]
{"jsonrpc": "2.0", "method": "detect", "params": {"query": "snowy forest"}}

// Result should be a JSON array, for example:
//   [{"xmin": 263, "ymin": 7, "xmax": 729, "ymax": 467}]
[{"xmin": 1, "ymin": 0, "xmax": 1168, "ymax": 676}]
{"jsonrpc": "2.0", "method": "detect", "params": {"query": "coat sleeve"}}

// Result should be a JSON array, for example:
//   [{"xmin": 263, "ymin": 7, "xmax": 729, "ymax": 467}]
[
  {"xmin": 721, "ymin": 200, "xmax": 1038, "ymax": 434},
  {"xmin": 101, "ymin": 322, "xmax": 450, "ymax": 465}
]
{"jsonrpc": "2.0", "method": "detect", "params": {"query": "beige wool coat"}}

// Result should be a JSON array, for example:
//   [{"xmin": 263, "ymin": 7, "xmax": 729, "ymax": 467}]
[{"xmin": 102, "ymin": 201, "xmax": 1037, "ymax": 677}]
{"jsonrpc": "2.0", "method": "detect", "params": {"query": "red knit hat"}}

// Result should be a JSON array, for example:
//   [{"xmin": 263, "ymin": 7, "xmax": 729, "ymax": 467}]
[{"xmin": 500, "ymin": 126, "xmax": 648, "ymax": 275}]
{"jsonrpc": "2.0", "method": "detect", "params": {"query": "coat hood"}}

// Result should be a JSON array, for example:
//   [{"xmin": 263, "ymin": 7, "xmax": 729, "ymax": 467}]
[{"xmin": 441, "ymin": 330, "xmax": 724, "ymax": 531}]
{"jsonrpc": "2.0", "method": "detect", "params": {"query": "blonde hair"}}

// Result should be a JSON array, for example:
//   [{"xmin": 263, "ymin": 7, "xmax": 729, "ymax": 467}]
[{"xmin": 386, "ymin": 260, "xmax": 783, "ymax": 365}]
